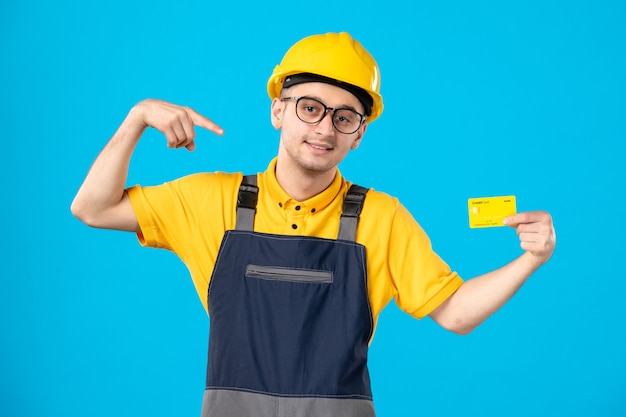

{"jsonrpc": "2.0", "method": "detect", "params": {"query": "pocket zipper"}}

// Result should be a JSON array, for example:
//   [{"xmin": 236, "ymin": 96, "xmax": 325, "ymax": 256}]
[{"xmin": 245, "ymin": 264, "xmax": 333, "ymax": 284}]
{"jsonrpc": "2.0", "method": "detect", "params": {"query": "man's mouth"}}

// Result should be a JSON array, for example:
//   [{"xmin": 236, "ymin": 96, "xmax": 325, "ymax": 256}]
[{"xmin": 306, "ymin": 141, "xmax": 333, "ymax": 151}]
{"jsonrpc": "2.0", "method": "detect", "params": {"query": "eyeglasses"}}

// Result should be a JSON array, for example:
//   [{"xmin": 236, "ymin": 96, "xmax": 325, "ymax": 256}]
[{"xmin": 281, "ymin": 96, "xmax": 366, "ymax": 134}]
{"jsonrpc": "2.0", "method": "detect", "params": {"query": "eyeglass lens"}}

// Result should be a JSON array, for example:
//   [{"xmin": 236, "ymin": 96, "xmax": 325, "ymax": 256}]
[{"xmin": 294, "ymin": 97, "xmax": 362, "ymax": 134}]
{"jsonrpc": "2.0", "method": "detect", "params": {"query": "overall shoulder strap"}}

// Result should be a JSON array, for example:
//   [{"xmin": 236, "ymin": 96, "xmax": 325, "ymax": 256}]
[
  {"xmin": 337, "ymin": 184, "xmax": 369, "ymax": 242},
  {"xmin": 235, "ymin": 174, "xmax": 258, "ymax": 231}
]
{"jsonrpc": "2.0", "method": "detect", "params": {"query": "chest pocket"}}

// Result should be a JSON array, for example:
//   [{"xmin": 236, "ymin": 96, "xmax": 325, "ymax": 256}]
[{"xmin": 245, "ymin": 264, "xmax": 333, "ymax": 284}]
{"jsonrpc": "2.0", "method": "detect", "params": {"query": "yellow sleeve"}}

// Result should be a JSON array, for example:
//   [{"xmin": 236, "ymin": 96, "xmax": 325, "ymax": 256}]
[
  {"xmin": 128, "ymin": 173, "xmax": 211, "ymax": 251},
  {"xmin": 126, "ymin": 172, "xmax": 242, "ymax": 312},
  {"xmin": 361, "ymin": 191, "xmax": 463, "ymax": 321},
  {"xmin": 388, "ymin": 201, "xmax": 463, "ymax": 318}
]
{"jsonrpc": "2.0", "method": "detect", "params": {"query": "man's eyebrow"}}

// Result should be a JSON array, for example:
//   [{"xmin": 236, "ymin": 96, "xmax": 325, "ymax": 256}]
[{"xmin": 304, "ymin": 95, "xmax": 361, "ymax": 113}]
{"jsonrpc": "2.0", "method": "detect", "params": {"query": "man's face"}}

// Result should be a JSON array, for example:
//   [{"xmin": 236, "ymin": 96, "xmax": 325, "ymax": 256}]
[{"xmin": 271, "ymin": 82, "xmax": 367, "ymax": 176}]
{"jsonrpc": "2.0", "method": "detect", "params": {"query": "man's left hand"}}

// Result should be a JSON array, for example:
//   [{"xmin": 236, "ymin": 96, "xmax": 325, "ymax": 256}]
[{"xmin": 504, "ymin": 211, "xmax": 556, "ymax": 263}]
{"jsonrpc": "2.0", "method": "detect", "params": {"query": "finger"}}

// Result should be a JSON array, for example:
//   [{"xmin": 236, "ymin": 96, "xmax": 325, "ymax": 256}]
[
  {"xmin": 179, "ymin": 110, "xmax": 197, "ymax": 142},
  {"xmin": 184, "ymin": 140, "xmax": 196, "ymax": 152},
  {"xmin": 515, "ymin": 221, "xmax": 553, "ymax": 235},
  {"xmin": 171, "ymin": 121, "xmax": 193, "ymax": 148},
  {"xmin": 156, "ymin": 107, "xmax": 194, "ymax": 148},
  {"xmin": 520, "ymin": 237, "xmax": 555, "ymax": 257},
  {"xmin": 187, "ymin": 108, "xmax": 225, "ymax": 136},
  {"xmin": 518, "ymin": 231, "xmax": 542, "ymax": 244},
  {"xmin": 514, "ymin": 224, "xmax": 555, "ymax": 253},
  {"xmin": 504, "ymin": 210, "xmax": 550, "ymax": 227},
  {"xmin": 163, "ymin": 128, "xmax": 182, "ymax": 149},
  {"xmin": 520, "ymin": 240, "xmax": 544, "ymax": 254}
]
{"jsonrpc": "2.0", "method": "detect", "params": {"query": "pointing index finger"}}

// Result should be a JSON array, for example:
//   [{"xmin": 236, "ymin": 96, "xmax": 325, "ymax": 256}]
[{"xmin": 188, "ymin": 108, "xmax": 225, "ymax": 136}]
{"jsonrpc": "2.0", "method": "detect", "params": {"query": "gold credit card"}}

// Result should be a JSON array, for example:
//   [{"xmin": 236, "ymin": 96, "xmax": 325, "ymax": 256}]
[{"xmin": 468, "ymin": 195, "xmax": 517, "ymax": 228}]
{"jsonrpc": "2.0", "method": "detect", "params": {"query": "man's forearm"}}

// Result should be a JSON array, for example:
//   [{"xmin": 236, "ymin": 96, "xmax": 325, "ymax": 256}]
[
  {"xmin": 71, "ymin": 108, "xmax": 145, "ymax": 231},
  {"xmin": 430, "ymin": 251, "xmax": 545, "ymax": 334}
]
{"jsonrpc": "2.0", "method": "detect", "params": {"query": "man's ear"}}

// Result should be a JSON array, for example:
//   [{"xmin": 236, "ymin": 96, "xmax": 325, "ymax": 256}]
[
  {"xmin": 271, "ymin": 98, "xmax": 284, "ymax": 130},
  {"xmin": 350, "ymin": 122, "xmax": 368, "ymax": 150}
]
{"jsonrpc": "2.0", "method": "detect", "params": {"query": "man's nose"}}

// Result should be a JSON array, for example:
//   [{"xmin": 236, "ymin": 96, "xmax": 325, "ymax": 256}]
[{"xmin": 314, "ymin": 110, "xmax": 335, "ymax": 134}]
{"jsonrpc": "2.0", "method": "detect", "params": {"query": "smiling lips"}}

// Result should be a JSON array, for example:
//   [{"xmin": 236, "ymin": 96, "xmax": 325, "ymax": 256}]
[{"xmin": 306, "ymin": 141, "xmax": 334, "ymax": 151}]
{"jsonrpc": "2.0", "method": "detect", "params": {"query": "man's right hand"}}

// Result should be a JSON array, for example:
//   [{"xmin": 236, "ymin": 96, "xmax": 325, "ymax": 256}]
[{"xmin": 130, "ymin": 99, "xmax": 224, "ymax": 151}]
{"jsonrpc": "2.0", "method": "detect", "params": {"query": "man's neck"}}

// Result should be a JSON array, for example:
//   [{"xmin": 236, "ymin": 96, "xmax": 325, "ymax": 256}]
[{"xmin": 274, "ymin": 159, "xmax": 337, "ymax": 202}]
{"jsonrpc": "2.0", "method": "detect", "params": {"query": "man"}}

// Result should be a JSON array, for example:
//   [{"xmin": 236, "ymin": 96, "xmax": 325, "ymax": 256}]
[{"xmin": 71, "ymin": 32, "xmax": 555, "ymax": 417}]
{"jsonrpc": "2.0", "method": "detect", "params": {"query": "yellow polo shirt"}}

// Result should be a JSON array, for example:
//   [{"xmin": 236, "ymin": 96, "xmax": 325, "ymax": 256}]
[{"xmin": 127, "ymin": 158, "xmax": 463, "ymax": 337}]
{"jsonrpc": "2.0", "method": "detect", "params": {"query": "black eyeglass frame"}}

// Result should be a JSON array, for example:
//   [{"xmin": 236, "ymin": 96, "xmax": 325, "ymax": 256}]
[{"xmin": 281, "ymin": 96, "xmax": 366, "ymax": 134}]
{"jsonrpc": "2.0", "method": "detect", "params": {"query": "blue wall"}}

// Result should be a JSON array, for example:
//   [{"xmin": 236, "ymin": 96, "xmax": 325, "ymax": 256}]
[{"xmin": 1, "ymin": 1, "xmax": 624, "ymax": 416}]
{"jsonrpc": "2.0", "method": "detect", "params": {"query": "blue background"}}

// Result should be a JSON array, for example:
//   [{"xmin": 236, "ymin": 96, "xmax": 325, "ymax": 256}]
[{"xmin": 2, "ymin": 1, "xmax": 625, "ymax": 416}]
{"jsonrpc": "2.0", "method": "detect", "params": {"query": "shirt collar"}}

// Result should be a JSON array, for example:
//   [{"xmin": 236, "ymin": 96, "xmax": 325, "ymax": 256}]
[{"xmin": 261, "ymin": 157, "xmax": 344, "ymax": 213}]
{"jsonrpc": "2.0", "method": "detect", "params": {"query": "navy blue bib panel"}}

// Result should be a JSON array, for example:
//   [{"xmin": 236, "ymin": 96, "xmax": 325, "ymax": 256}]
[{"xmin": 201, "ymin": 178, "xmax": 375, "ymax": 416}]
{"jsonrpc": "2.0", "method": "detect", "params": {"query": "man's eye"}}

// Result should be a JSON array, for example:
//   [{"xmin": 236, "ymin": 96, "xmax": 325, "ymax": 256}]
[{"xmin": 335, "ymin": 112, "xmax": 355, "ymax": 125}]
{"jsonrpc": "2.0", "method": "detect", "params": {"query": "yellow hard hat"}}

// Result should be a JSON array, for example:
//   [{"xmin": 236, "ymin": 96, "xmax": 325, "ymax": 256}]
[{"xmin": 267, "ymin": 32, "xmax": 384, "ymax": 123}]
